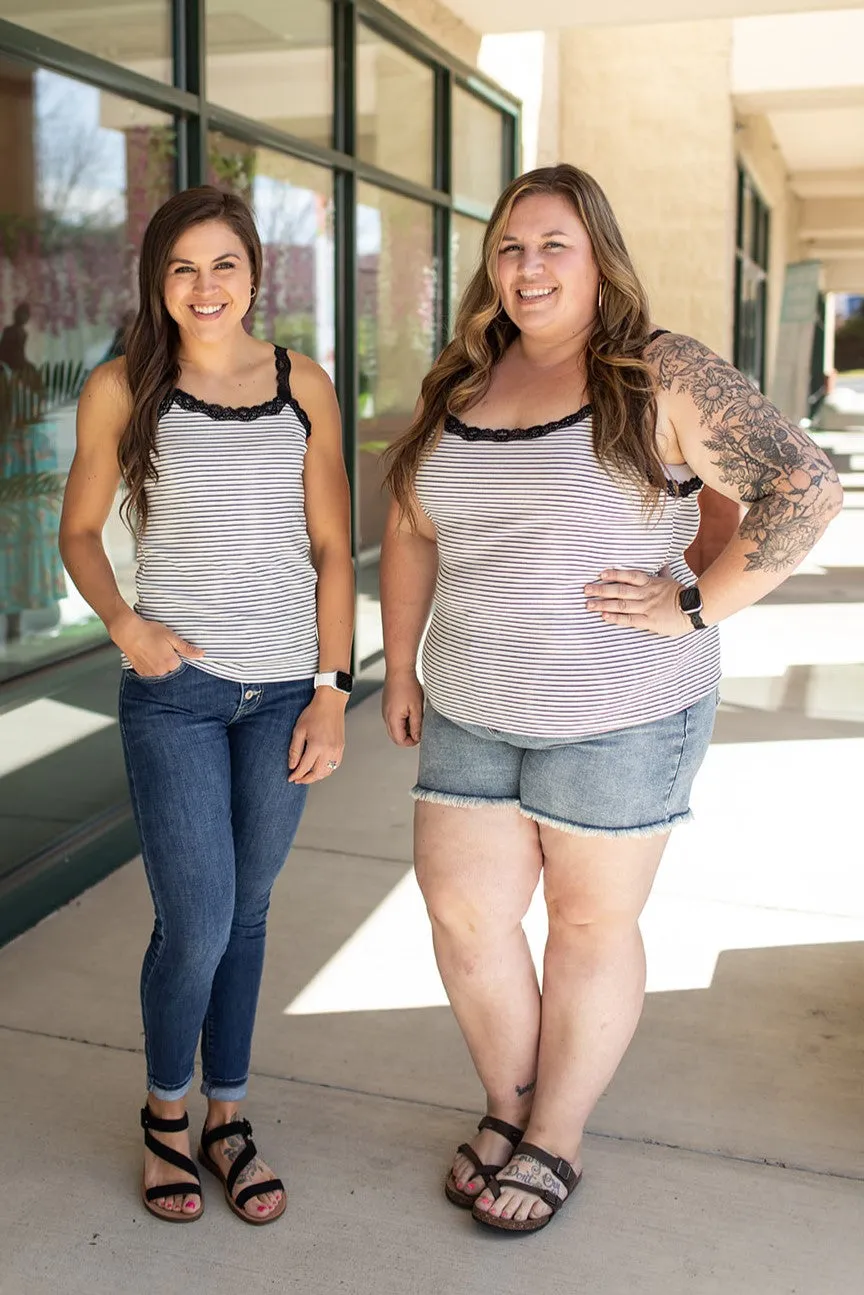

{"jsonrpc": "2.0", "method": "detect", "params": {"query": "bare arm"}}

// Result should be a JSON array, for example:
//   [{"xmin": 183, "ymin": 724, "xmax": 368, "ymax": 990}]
[
  {"xmin": 655, "ymin": 333, "xmax": 843, "ymax": 622},
  {"xmin": 585, "ymin": 335, "xmax": 843, "ymax": 635},
  {"xmin": 59, "ymin": 360, "xmax": 203, "ymax": 672},
  {"xmin": 380, "ymin": 496, "xmax": 438, "ymax": 746},
  {"xmin": 287, "ymin": 354, "xmax": 354, "ymax": 783}
]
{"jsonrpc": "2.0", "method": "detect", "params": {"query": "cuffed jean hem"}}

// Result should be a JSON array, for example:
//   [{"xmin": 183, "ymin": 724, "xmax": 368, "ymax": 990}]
[
  {"xmin": 200, "ymin": 1078, "xmax": 249, "ymax": 1101},
  {"xmin": 148, "ymin": 1073, "xmax": 195, "ymax": 1102},
  {"xmin": 411, "ymin": 786, "xmax": 521, "ymax": 811},
  {"xmin": 519, "ymin": 805, "xmax": 694, "ymax": 838}
]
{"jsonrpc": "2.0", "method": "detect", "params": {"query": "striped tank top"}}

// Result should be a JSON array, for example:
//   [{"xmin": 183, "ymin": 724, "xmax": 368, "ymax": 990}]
[
  {"xmin": 415, "ymin": 373, "xmax": 721, "ymax": 739},
  {"xmin": 128, "ymin": 345, "xmax": 319, "ymax": 683}
]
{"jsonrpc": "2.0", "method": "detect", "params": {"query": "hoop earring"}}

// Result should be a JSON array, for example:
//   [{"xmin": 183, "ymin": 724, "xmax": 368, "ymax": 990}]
[
  {"xmin": 250, "ymin": 286, "xmax": 257, "ymax": 300},
  {"xmin": 597, "ymin": 280, "xmax": 604, "ymax": 314}
]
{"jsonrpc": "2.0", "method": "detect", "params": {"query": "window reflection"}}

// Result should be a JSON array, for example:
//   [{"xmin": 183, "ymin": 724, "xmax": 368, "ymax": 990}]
[
  {"xmin": 356, "ymin": 185, "xmax": 437, "ymax": 662},
  {"xmin": 0, "ymin": 0, "xmax": 173, "ymax": 83},
  {"xmin": 357, "ymin": 25, "xmax": 435, "ymax": 188},
  {"xmin": 452, "ymin": 87, "xmax": 505, "ymax": 209},
  {"xmin": 206, "ymin": 0, "xmax": 333, "ymax": 150},
  {"xmin": 451, "ymin": 214, "xmax": 486, "ymax": 330},
  {"xmin": 0, "ymin": 60, "xmax": 174, "ymax": 682},
  {"xmin": 208, "ymin": 134, "xmax": 335, "ymax": 377}
]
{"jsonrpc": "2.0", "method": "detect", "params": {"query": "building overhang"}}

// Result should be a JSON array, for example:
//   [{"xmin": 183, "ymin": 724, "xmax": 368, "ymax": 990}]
[{"xmin": 443, "ymin": 0, "xmax": 864, "ymax": 35}]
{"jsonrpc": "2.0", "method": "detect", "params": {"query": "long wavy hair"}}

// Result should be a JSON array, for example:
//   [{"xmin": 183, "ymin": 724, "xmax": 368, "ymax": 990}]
[
  {"xmin": 383, "ymin": 164, "xmax": 666, "ymax": 519},
  {"xmin": 118, "ymin": 186, "xmax": 263, "ymax": 534}
]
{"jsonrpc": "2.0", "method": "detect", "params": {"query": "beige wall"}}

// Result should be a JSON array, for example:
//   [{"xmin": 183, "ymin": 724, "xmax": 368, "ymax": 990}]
[
  {"xmin": 548, "ymin": 20, "xmax": 737, "ymax": 358},
  {"xmin": 380, "ymin": 0, "xmax": 482, "ymax": 66}
]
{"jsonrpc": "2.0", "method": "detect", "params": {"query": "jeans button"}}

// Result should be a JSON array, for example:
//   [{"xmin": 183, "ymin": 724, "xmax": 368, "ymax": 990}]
[{"xmin": 244, "ymin": 690, "xmax": 255, "ymax": 700}]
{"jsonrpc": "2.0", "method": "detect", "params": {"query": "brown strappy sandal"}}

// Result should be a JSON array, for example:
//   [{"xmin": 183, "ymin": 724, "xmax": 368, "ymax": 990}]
[
  {"xmin": 444, "ymin": 1116, "xmax": 524, "ymax": 1209},
  {"xmin": 198, "ymin": 1116, "xmax": 286, "ymax": 1225},
  {"xmin": 140, "ymin": 1105, "xmax": 204, "ymax": 1223},
  {"xmin": 471, "ymin": 1140, "xmax": 582, "ymax": 1233}
]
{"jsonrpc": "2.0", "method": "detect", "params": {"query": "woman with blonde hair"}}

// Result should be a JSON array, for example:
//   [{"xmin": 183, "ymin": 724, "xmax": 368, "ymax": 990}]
[{"xmin": 380, "ymin": 164, "xmax": 841, "ymax": 1234}]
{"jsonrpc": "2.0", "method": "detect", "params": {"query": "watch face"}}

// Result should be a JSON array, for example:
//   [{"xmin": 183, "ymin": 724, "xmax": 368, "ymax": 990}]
[
  {"xmin": 679, "ymin": 585, "xmax": 703, "ymax": 614},
  {"xmin": 335, "ymin": 670, "xmax": 354, "ymax": 694}
]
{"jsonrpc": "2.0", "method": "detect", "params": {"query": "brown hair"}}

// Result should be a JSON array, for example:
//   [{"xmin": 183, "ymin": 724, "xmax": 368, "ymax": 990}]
[
  {"xmin": 118, "ymin": 186, "xmax": 263, "ymax": 533},
  {"xmin": 383, "ymin": 164, "xmax": 666, "ymax": 518}
]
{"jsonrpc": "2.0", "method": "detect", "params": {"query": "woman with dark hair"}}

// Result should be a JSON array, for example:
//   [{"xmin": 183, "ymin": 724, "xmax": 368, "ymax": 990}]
[
  {"xmin": 60, "ymin": 186, "xmax": 353, "ymax": 1225},
  {"xmin": 381, "ymin": 165, "xmax": 841, "ymax": 1235}
]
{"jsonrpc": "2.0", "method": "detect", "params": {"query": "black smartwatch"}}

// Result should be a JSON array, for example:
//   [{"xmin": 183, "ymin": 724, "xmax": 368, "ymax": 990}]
[
  {"xmin": 678, "ymin": 584, "xmax": 707, "ymax": 630},
  {"xmin": 314, "ymin": 670, "xmax": 354, "ymax": 695}
]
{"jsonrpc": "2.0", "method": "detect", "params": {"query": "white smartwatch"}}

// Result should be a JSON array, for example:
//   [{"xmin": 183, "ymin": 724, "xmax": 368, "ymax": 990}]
[{"xmin": 314, "ymin": 670, "xmax": 354, "ymax": 695}]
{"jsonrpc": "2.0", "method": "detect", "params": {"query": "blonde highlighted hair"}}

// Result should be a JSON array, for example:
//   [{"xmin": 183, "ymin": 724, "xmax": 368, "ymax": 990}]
[{"xmin": 383, "ymin": 164, "xmax": 666, "ymax": 518}]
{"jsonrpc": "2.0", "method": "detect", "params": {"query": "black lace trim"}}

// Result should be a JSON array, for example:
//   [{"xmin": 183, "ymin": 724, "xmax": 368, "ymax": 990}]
[
  {"xmin": 444, "ymin": 404, "xmax": 593, "ymax": 442},
  {"xmin": 664, "ymin": 474, "xmax": 703, "ymax": 498},
  {"xmin": 167, "ymin": 346, "xmax": 312, "ymax": 435},
  {"xmin": 443, "ymin": 329, "xmax": 673, "ymax": 443}
]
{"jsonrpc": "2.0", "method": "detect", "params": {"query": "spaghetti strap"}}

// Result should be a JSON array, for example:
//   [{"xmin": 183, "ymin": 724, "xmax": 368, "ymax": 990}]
[{"xmin": 274, "ymin": 346, "xmax": 312, "ymax": 436}]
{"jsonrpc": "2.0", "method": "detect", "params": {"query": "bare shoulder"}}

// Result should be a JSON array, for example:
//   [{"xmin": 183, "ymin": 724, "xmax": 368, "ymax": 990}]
[
  {"xmin": 77, "ymin": 358, "xmax": 133, "ymax": 442},
  {"xmin": 641, "ymin": 331, "xmax": 727, "ymax": 389},
  {"xmin": 80, "ymin": 357, "xmax": 133, "ymax": 411},
  {"xmin": 287, "ymin": 349, "xmax": 336, "ymax": 405}
]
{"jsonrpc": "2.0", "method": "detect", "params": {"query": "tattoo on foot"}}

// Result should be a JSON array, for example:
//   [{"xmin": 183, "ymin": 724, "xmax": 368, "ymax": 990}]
[
  {"xmin": 650, "ymin": 333, "xmax": 840, "ymax": 572},
  {"xmin": 515, "ymin": 1080, "xmax": 536, "ymax": 1098}
]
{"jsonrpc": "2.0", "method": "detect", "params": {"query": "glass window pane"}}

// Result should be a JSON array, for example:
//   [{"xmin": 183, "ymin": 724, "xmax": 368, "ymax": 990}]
[
  {"xmin": 0, "ymin": 59, "xmax": 175, "ymax": 683},
  {"xmin": 357, "ymin": 25, "xmax": 435, "ymax": 188},
  {"xmin": 207, "ymin": 134, "xmax": 335, "ymax": 377},
  {"xmin": 452, "ymin": 87, "xmax": 504, "ymax": 208},
  {"xmin": 0, "ymin": 1, "xmax": 173, "ymax": 83},
  {"xmin": 357, "ymin": 185, "xmax": 437, "ymax": 661},
  {"xmin": 451, "ymin": 214, "xmax": 486, "ymax": 329},
  {"xmin": 206, "ymin": 0, "xmax": 333, "ymax": 150}
]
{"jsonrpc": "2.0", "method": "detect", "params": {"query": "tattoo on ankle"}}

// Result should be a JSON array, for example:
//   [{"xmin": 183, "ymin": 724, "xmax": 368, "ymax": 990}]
[{"xmin": 515, "ymin": 1080, "xmax": 536, "ymax": 1098}]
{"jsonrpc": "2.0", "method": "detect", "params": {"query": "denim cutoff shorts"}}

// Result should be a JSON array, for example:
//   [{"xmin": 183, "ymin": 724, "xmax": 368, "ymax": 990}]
[{"xmin": 412, "ymin": 690, "xmax": 719, "ymax": 838}]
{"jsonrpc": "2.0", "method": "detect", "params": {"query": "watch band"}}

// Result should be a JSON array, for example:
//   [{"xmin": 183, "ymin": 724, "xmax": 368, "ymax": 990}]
[
  {"xmin": 314, "ymin": 670, "xmax": 353, "ymax": 695},
  {"xmin": 678, "ymin": 584, "xmax": 708, "ymax": 631}
]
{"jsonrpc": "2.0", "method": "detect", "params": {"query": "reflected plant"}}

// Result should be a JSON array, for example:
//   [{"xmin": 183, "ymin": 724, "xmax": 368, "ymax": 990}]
[
  {"xmin": 0, "ymin": 361, "xmax": 84, "ymax": 504},
  {"xmin": 209, "ymin": 138, "xmax": 258, "ymax": 197}
]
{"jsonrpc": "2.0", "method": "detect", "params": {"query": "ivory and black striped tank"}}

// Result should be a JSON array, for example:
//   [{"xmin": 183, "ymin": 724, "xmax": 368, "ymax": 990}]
[
  {"xmin": 415, "ymin": 380, "xmax": 722, "ymax": 739},
  {"xmin": 127, "ymin": 345, "xmax": 319, "ymax": 683}
]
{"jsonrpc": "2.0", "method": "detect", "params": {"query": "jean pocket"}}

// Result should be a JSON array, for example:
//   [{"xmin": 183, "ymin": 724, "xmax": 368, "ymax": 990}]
[{"xmin": 130, "ymin": 660, "xmax": 190, "ymax": 683}]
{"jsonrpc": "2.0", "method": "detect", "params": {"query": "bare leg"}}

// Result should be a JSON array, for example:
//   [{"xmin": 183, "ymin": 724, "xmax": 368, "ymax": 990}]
[
  {"xmin": 475, "ymin": 826, "xmax": 668, "ymax": 1224},
  {"xmin": 415, "ymin": 801, "xmax": 543, "ymax": 1195}
]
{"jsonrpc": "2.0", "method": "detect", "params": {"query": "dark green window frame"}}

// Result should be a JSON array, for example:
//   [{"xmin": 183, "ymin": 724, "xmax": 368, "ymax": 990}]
[
  {"xmin": 734, "ymin": 163, "xmax": 770, "ymax": 391},
  {"xmin": 0, "ymin": 0, "xmax": 521, "ymax": 679}
]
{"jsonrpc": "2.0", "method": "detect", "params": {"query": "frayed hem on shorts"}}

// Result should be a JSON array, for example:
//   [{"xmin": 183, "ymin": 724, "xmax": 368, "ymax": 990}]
[
  {"xmin": 411, "ymin": 786, "xmax": 521, "ymax": 811},
  {"xmin": 519, "ymin": 806, "xmax": 694, "ymax": 838}
]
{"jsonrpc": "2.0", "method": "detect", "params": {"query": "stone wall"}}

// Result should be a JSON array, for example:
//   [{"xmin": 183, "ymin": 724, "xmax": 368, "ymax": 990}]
[{"xmin": 553, "ymin": 20, "xmax": 737, "ymax": 358}]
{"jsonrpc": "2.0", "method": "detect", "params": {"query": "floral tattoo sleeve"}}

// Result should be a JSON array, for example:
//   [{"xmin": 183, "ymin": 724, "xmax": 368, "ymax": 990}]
[{"xmin": 651, "ymin": 334, "xmax": 841, "ymax": 573}]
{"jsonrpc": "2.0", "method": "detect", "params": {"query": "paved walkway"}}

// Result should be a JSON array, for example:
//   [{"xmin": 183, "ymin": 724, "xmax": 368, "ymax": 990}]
[{"xmin": 1, "ymin": 497, "xmax": 862, "ymax": 1294}]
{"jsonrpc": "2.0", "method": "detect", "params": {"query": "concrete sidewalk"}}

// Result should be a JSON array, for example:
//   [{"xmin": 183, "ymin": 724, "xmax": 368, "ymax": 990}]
[{"xmin": 1, "ymin": 505, "xmax": 863, "ymax": 1295}]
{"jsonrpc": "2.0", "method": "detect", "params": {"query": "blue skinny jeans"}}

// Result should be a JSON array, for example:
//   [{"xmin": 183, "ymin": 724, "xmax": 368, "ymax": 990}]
[{"xmin": 119, "ymin": 663, "xmax": 312, "ymax": 1101}]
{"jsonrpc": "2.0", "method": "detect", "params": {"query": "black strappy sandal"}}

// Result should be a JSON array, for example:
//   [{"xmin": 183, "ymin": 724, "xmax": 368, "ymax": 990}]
[
  {"xmin": 198, "ymin": 1117, "xmax": 287, "ymax": 1225},
  {"xmin": 140, "ymin": 1105, "xmax": 204, "ymax": 1223},
  {"xmin": 471, "ymin": 1140, "xmax": 582, "ymax": 1233},
  {"xmin": 444, "ymin": 1116, "xmax": 524, "ymax": 1209}
]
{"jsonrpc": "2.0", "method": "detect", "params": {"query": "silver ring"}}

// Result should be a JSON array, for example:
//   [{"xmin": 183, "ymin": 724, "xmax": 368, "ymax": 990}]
[{"xmin": 326, "ymin": 759, "xmax": 339, "ymax": 771}]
